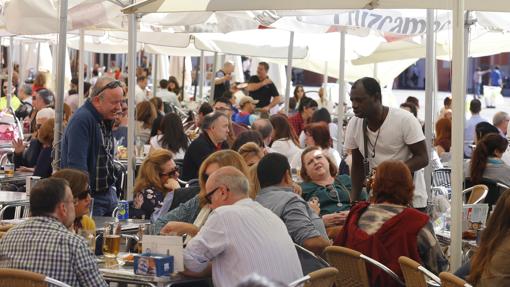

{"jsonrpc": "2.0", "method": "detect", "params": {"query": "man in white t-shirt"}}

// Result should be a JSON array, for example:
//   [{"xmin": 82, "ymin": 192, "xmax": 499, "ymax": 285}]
[
  {"xmin": 344, "ymin": 77, "xmax": 429, "ymax": 209},
  {"xmin": 135, "ymin": 76, "xmax": 150, "ymax": 104}
]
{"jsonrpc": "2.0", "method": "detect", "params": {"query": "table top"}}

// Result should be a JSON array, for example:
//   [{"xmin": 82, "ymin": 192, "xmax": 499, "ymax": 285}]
[
  {"xmin": 94, "ymin": 216, "xmax": 150, "ymax": 233},
  {"xmin": 0, "ymin": 190, "xmax": 28, "ymax": 204},
  {"xmin": 0, "ymin": 171, "xmax": 32, "ymax": 181}
]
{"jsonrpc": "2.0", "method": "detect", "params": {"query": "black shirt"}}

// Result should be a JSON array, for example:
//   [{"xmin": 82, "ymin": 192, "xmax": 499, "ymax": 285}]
[
  {"xmin": 248, "ymin": 75, "xmax": 279, "ymax": 108},
  {"xmin": 213, "ymin": 70, "xmax": 230, "ymax": 101},
  {"xmin": 181, "ymin": 132, "xmax": 229, "ymax": 181}
]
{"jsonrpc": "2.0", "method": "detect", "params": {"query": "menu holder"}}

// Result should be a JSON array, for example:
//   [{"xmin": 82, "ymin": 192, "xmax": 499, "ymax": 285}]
[
  {"xmin": 462, "ymin": 204, "xmax": 489, "ymax": 240},
  {"xmin": 142, "ymin": 235, "xmax": 184, "ymax": 272}
]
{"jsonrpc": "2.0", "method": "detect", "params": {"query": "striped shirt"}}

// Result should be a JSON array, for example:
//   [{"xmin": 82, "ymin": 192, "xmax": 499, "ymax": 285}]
[
  {"xmin": 0, "ymin": 217, "xmax": 107, "ymax": 287},
  {"xmin": 184, "ymin": 198, "xmax": 303, "ymax": 287}
]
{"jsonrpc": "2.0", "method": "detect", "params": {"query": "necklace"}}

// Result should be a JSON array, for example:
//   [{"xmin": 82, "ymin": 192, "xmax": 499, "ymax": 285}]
[{"xmin": 366, "ymin": 107, "xmax": 387, "ymax": 158}]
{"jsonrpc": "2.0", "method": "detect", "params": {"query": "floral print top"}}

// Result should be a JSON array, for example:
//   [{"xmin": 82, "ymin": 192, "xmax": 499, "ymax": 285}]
[{"xmin": 129, "ymin": 187, "xmax": 164, "ymax": 219}]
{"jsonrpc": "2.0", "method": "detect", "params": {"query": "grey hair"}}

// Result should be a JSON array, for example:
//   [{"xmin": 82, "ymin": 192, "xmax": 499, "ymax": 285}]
[
  {"xmin": 493, "ymin": 111, "xmax": 509, "ymax": 127},
  {"xmin": 252, "ymin": 119, "xmax": 273, "ymax": 140},
  {"xmin": 21, "ymin": 84, "xmax": 32, "ymax": 96},
  {"xmin": 215, "ymin": 173, "xmax": 249, "ymax": 196},
  {"xmin": 201, "ymin": 111, "xmax": 228, "ymax": 131},
  {"xmin": 90, "ymin": 76, "xmax": 118, "ymax": 98}
]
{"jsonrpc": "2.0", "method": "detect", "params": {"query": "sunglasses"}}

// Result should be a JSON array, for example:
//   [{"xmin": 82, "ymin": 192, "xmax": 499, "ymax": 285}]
[
  {"xmin": 160, "ymin": 168, "xmax": 178, "ymax": 178},
  {"xmin": 92, "ymin": 80, "xmax": 123, "ymax": 98},
  {"xmin": 76, "ymin": 187, "xmax": 91, "ymax": 200},
  {"xmin": 204, "ymin": 185, "xmax": 229, "ymax": 204}
]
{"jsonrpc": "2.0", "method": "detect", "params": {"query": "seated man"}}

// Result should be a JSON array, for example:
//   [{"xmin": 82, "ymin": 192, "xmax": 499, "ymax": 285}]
[
  {"xmin": 183, "ymin": 167, "xmax": 303, "ymax": 286},
  {"xmin": 256, "ymin": 153, "xmax": 330, "ymax": 255},
  {"xmin": 0, "ymin": 178, "xmax": 107, "ymax": 287}
]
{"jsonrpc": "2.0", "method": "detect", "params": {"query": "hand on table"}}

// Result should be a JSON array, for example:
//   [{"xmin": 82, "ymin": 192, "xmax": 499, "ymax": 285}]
[
  {"xmin": 160, "ymin": 222, "xmax": 198, "ymax": 237},
  {"xmin": 322, "ymin": 211, "xmax": 349, "ymax": 227},
  {"xmin": 17, "ymin": 166, "xmax": 34, "ymax": 173}
]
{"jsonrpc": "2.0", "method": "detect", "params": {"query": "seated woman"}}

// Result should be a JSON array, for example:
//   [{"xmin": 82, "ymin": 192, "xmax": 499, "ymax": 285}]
[
  {"xmin": 135, "ymin": 101, "xmax": 157, "ymax": 144},
  {"xmin": 467, "ymin": 190, "xmax": 510, "ymax": 286},
  {"xmin": 52, "ymin": 169, "xmax": 95, "ymax": 234},
  {"xmin": 238, "ymin": 142, "xmax": 265, "ymax": 167},
  {"xmin": 150, "ymin": 113, "xmax": 189, "ymax": 160},
  {"xmin": 303, "ymin": 122, "xmax": 341, "ymax": 167},
  {"xmin": 269, "ymin": 114, "xmax": 302, "ymax": 167},
  {"xmin": 33, "ymin": 118, "xmax": 54, "ymax": 178},
  {"xmin": 154, "ymin": 150, "xmax": 251, "ymax": 235},
  {"xmin": 299, "ymin": 108, "xmax": 338, "ymax": 149},
  {"xmin": 465, "ymin": 133, "xmax": 510, "ymax": 187},
  {"xmin": 130, "ymin": 149, "xmax": 181, "ymax": 220},
  {"xmin": 335, "ymin": 160, "xmax": 448, "ymax": 287},
  {"xmin": 300, "ymin": 147, "xmax": 366, "ymax": 228},
  {"xmin": 434, "ymin": 118, "xmax": 451, "ymax": 162}
]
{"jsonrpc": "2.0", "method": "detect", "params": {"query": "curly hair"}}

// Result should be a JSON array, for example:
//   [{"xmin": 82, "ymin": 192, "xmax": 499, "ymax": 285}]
[{"xmin": 372, "ymin": 160, "xmax": 414, "ymax": 206}]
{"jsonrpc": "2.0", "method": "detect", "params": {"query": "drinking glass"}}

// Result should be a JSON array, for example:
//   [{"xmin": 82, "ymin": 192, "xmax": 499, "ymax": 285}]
[{"xmin": 102, "ymin": 222, "xmax": 121, "ymax": 259}]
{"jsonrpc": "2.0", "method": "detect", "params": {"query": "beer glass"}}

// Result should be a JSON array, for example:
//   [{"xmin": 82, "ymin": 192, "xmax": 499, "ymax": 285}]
[{"xmin": 102, "ymin": 222, "xmax": 121, "ymax": 258}]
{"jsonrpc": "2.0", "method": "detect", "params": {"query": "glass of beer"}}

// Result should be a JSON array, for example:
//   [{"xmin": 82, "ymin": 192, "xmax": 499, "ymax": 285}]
[
  {"xmin": 103, "ymin": 223, "xmax": 121, "ymax": 259},
  {"xmin": 4, "ymin": 163, "xmax": 14, "ymax": 177}
]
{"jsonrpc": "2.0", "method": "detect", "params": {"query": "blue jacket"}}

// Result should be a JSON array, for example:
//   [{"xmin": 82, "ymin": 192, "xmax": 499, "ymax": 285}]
[{"xmin": 61, "ymin": 100, "xmax": 113, "ymax": 192}]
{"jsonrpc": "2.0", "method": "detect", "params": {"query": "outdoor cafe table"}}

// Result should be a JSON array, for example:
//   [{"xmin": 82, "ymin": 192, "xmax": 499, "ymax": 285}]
[
  {"xmin": 94, "ymin": 216, "xmax": 150, "ymax": 234},
  {"xmin": 0, "ymin": 171, "xmax": 33, "ymax": 188},
  {"xmin": 0, "ymin": 191, "xmax": 27, "ymax": 206}
]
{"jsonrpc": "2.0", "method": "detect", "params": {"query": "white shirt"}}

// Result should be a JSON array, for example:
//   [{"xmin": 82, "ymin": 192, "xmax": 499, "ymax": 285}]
[
  {"xmin": 158, "ymin": 89, "xmax": 181, "ymax": 108},
  {"xmin": 135, "ymin": 84, "xmax": 149, "ymax": 104},
  {"xmin": 345, "ymin": 107, "xmax": 428, "ymax": 208},
  {"xmin": 324, "ymin": 148, "xmax": 342, "ymax": 168},
  {"xmin": 270, "ymin": 138, "xmax": 302, "ymax": 168},
  {"xmin": 184, "ymin": 198, "xmax": 303, "ymax": 287},
  {"xmin": 149, "ymin": 135, "xmax": 186, "ymax": 160}
]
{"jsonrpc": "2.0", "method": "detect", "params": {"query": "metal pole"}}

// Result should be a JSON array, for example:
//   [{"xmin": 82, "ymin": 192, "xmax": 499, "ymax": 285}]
[
  {"xmin": 209, "ymin": 52, "xmax": 218, "ymax": 104},
  {"xmin": 36, "ymin": 42, "xmax": 40, "ymax": 73},
  {"xmin": 284, "ymin": 31, "xmax": 295, "ymax": 114},
  {"xmin": 424, "ymin": 9, "xmax": 436, "ymax": 209},
  {"xmin": 52, "ymin": 0, "xmax": 68, "ymax": 172},
  {"xmin": 18, "ymin": 40, "xmax": 24, "ymax": 87},
  {"xmin": 127, "ymin": 11, "xmax": 137, "ymax": 200},
  {"xmin": 78, "ymin": 29, "xmax": 85, "ymax": 108},
  {"xmin": 7, "ymin": 36, "xmax": 13, "ymax": 110},
  {"xmin": 450, "ymin": 1, "xmax": 466, "ymax": 271},
  {"xmin": 336, "ymin": 29, "xmax": 346, "ymax": 155},
  {"xmin": 199, "ymin": 51, "xmax": 205, "ymax": 101},
  {"xmin": 153, "ymin": 54, "xmax": 158, "ymax": 98}
]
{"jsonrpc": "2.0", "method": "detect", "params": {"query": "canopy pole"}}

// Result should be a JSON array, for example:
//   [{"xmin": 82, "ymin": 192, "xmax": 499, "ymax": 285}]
[
  {"xmin": 127, "ymin": 10, "xmax": 137, "ymax": 201},
  {"xmin": 284, "ymin": 31, "xmax": 295, "ymax": 114},
  {"xmin": 450, "ymin": 1, "xmax": 466, "ymax": 272},
  {"xmin": 424, "ymin": 9, "xmax": 436, "ymax": 207},
  {"xmin": 18, "ymin": 40, "xmax": 24, "ymax": 87},
  {"xmin": 336, "ymin": 29, "xmax": 346, "ymax": 155},
  {"xmin": 36, "ymin": 42, "xmax": 40, "ymax": 73},
  {"xmin": 52, "ymin": 0, "xmax": 68, "ymax": 171},
  {"xmin": 152, "ymin": 54, "xmax": 158, "ymax": 98},
  {"xmin": 7, "ymin": 36, "xmax": 13, "ymax": 111},
  {"xmin": 78, "ymin": 29, "xmax": 85, "ymax": 108},
  {"xmin": 199, "ymin": 51, "xmax": 205, "ymax": 101},
  {"xmin": 210, "ymin": 52, "xmax": 218, "ymax": 104}
]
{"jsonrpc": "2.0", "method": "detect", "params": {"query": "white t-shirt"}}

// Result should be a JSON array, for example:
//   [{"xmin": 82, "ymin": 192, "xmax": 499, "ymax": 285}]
[
  {"xmin": 135, "ymin": 85, "xmax": 149, "ymax": 104},
  {"xmin": 344, "ymin": 107, "xmax": 428, "ymax": 208},
  {"xmin": 150, "ymin": 135, "xmax": 186, "ymax": 160},
  {"xmin": 270, "ymin": 138, "xmax": 302, "ymax": 168}
]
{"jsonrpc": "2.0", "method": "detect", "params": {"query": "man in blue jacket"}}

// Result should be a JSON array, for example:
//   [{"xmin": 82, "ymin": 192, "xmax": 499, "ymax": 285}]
[{"xmin": 61, "ymin": 77, "xmax": 124, "ymax": 216}]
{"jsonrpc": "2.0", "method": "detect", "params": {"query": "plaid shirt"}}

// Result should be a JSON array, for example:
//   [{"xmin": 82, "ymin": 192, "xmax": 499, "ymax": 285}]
[
  {"xmin": 0, "ymin": 217, "xmax": 107, "ymax": 287},
  {"xmin": 96, "ymin": 120, "xmax": 116, "ymax": 193},
  {"xmin": 288, "ymin": 112, "xmax": 305, "ymax": 136}
]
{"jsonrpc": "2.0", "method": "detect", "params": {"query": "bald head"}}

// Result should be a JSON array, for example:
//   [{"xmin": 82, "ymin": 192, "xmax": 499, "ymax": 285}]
[
  {"xmin": 252, "ymin": 119, "xmax": 273, "ymax": 145},
  {"xmin": 223, "ymin": 61, "xmax": 234, "ymax": 74},
  {"xmin": 206, "ymin": 166, "xmax": 249, "ymax": 209}
]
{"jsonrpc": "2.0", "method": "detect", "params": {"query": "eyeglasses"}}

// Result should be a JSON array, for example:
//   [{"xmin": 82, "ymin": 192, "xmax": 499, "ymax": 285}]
[
  {"xmin": 160, "ymin": 168, "xmax": 178, "ymax": 178},
  {"xmin": 204, "ymin": 185, "xmax": 229, "ymax": 204},
  {"xmin": 92, "ymin": 80, "xmax": 123, "ymax": 98}
]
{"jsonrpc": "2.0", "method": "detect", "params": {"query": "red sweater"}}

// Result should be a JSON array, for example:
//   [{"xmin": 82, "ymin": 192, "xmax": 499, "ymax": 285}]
[{"xmin": 334, "ymin": 202, "xmax": 429, "ymax": 287}]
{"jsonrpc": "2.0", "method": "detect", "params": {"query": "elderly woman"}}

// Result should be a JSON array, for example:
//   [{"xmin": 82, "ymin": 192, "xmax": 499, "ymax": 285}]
[
  {"xmin": 154, "ymin": 150, "xmax": 250, "ymax": 235},
  {"xmin": 300, "ymin": 147, "xmax": 366, "ymax": 228},
  {"xmin": 130, "ymin": 149, "xmax": 182, "ymax": 220},
  {"xmin": 52, "ymin": 169, "xmax": 95, "ymax": 234},
  {"xmin": 335, "ymin": 160, "xmax": 447, "ymax": 287}
]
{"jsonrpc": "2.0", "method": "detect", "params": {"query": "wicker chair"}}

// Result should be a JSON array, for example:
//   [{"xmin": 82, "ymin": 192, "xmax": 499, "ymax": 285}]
[
  {"xmin": 325, "ymin": 246, "xmax": 404, "ymax": 287},
  {"xmin": 439, "ymin": 272, "xmax": 473, "ymax": 287},
  {"xmin": 0, "ymin": 268, "xmax": 71, "ymax": 287},
  {"xmin": 462, "ymin": 184, "xmax": 488, "ymax": 204},
  {"xmin": 290, "ymin": 267, "xmax": 339, "ymax": 287},
  {"xmin": 398, "ymin": 256, "xmax": 441, "ymax": 287}
]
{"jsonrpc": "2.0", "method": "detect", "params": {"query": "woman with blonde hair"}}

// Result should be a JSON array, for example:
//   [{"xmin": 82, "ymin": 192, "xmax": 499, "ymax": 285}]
[
  {"xmin": 154, "ymin": 150, "xmax": 250, "ymax": 235},
  {"xmin": 238, "ymin": 142, "xmax": 265, "ymax": 167},
  {"xmin": 130, "ymin": 149, "xmax": 181, "ymax": 220}
]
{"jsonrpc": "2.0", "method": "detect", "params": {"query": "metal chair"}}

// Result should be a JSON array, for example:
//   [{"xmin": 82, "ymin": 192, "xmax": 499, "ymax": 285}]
[
  {"xmin": 324, "ymin": 246, "xmax": 404, "ymax": 287},
  {"xmin": 0, "ymin": 201, "xmax": 30, "ymax": 219},
  {"xmin": 288, "ymin": 267, "xmax": 339, "ymax": 287},
  {"xmin": 462, "ymin": 184, "xmax": 488, "ymax": 204},
  {"xmin": 0, "ymin": 268, "xmax": 72, "ymax": 287},
  {"xmin": 439, "ymin": 272, "xmax": 473, "ymax": 287},
  {"xmin": 294, "ymin": 244, "xmax": 330, "ymax": 276},
  {"xmin": 432, "ymin": 168, "xmax": 451, "ymax": 189},
  {"xmin": 398, "ymin": 256, "xmax": 441, "ymax": 287}
]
